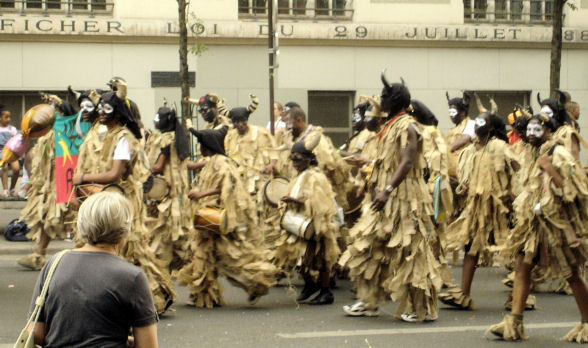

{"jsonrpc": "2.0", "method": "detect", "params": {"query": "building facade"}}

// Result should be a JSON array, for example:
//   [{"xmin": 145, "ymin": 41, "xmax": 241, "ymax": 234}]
[{"xmin": 1, "ymin": 0, "xmax": 587, "ymax": 159}]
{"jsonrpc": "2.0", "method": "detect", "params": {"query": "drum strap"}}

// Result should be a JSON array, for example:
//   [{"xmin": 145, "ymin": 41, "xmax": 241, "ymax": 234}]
[{"xmin": 290, "ymin": 170, "xmax": 311, "ymax": 199}]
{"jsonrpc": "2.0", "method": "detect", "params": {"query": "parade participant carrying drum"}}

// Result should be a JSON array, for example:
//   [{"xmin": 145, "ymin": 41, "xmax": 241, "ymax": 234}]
[
  {"xmin": 71, "ymin": 80, "xmax": 176, "ymax": 315},
  {"xmin": 177, "ymin": 127, "xmax": 278, "ymax": 308},
  {"xmin": 144, "ymin": 102, "xmax": 192, "ymax": 272},
  {"xmin": 272, "ymin": 139, "xmax": 340, "ymax": 306}
]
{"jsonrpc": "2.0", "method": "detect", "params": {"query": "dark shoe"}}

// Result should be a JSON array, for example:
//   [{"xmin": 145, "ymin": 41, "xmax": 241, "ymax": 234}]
[
  {"xmin": 310, "ymin": 289, "xmax": 334, "ymax": 305},
  {"xmin": 296, "ymin": 281, "xmax": 320, "ymax": 303}
]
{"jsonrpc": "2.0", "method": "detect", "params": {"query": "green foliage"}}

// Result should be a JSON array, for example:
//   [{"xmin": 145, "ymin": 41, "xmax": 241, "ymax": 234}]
[
  {"xmin": 567, "ymin": 0, "xmax": 578, "ymax": 11},
  {"xmin": 189, "ymin": 12, "xmax": 209, "ymax": 57}
]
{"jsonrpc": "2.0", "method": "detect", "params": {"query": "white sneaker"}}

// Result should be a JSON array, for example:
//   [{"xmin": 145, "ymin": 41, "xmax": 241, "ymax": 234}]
[
  {"xmin": 400, "ymin": 313, "xmax": 438, "ymax": 323},
  {"xmin": 342, "ymin": 301, "xmax": 379, "ymax": 317}
]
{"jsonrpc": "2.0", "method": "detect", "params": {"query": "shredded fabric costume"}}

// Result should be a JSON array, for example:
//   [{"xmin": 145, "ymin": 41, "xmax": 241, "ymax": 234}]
[
  {"xmin": 348, "ymin": 128, "xmax": 374, "ymax": 154},
  {"xmin": 420, "ymin": 124, "xmax": 454, "ymax": 286},
  {"xmin": 21, "ymin": 131, "xmax": 70, "ymax": 240},
  {"xmin": 272, "ymin": 167, "xmax": 341, "ymax": 281},
  {"xmin": 277, "ymin": 125, "xmax": 353, "ymax": 211},
  {"xmin": 446, "ymin": 138, "xmax": 515, "ymax": 254},
  {"xmin": 145, "ymin": 130, "xmax": 192, "ymax": 271},
  {"xmin": 340, "ymin": 114, "xmax": 442, "ymax": 321},
  {"xmin": 502, "ymin": 140, "xmax": 588, "ymax": 280},
  {"xmin": 177, "ymin": 154, "xmax": 277, "ymax": 308},
  {"xmin": 445, "ymin": 118, "xmax": 470, "ymax": 180},
  {"xmin": 89, "ymin": 124, "xmax": 176, "ymax": 314}
]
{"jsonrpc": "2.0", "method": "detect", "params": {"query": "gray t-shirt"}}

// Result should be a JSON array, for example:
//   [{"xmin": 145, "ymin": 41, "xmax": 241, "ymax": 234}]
[{"xmin": 29, "ymin": 251, "xmax": 158, "ymax": 348}]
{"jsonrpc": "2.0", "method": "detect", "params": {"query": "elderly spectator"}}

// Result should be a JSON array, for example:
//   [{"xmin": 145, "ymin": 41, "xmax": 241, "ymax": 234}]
[{"xmin": 28, "ymin": 191, "xmax": 159, "ymax": 348}]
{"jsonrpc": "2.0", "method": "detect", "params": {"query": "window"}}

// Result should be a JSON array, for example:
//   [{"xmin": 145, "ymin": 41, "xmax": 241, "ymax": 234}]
[
  {"xmin": 0, "ymin": 91, "xmax": 70, "ymax": 128},
  {"xmin": 0, "ymin": 0, "xmax": 15, "ymax": 8},
  {"xmin": 464, "ymin": 0, "xmax": 552, "ymax": 24},
  {"xmin": 239, "ymin": 0, "xmax": 353, "ymax": 20},
  {"xmin": 464, "ymin": 90, "xmax": 531, "ymax": 124},
  {"xmin": 0, "ymin": 0, "xmax": 113, "ymax": 15},
  {"xmin": 307, "ymin": 91, "xmax": 354, "ymax": 147}
]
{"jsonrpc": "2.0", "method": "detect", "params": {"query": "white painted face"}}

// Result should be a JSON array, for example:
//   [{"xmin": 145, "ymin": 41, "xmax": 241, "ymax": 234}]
[
  {"xmin": 154, "ymin": 113, "xmax": 160, "ymax": 123},
  {"xmin": 449, "ymin": 108, "xmax": 458, "ymax": 118},
  {"xmin": 474, "ymin": 116, "xmax": 486, "ymax": 128},
  {"xmin": 540, "ymin": 105, "xmax": 554, "ymax": 118},
  {"xmin": 526, "ymin": 123, "xmax": 544, "ymax": 139},
  {"xmin": 80, "ymin": 99, "xmax": 94, "ymax": 114},
  {"xmin": 98, "ymin": 103, "xmax": 114, "ymax": 115}
]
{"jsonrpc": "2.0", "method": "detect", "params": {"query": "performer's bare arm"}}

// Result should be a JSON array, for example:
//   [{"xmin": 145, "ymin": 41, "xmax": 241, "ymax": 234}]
[
  {"xmin": 186, "ymin": 160, "xmax": 206, "ymax": 172},
  {"xmin": 281, "ymin": 196, "xmax": 305, "ymax": 205},
  {"xmin": 371, "ymin": 126, "xmax": 417, "ymax": 211},
  {"xmin": 570, "ymin": 134, "xmax": 580, "ymax": 160},
  {"xmin": 188, "ymin": 187, "xmax": 221, "ymax": 201},
  {"xmin": 73, "ymin": 160, "xmax": 127, "ymax": 185},
  {"xmin": 151, "ymin": 153, "xmax": 168, "ymax": 175},
  {"xmin": 450, "ymin": 134, "xmax": 471, "ymax": 153},
  {"xmin": 538, "ymin": 154, "xmax": 564, "ymax": 188}
]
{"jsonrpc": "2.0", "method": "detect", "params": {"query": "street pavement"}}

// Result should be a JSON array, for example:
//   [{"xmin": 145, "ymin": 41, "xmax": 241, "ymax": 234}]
[{"xmin": 0, "ymin": 205, "xmax": 584, "ymax": 347}]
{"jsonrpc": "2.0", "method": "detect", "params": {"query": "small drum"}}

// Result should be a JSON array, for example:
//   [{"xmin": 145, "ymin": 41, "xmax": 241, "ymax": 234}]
[
  {"xmin": 193, "ymin": 207, "xmax": 228, "ymax": 234},
  {"xmin": 75, "ymin": 183, "xmax": 124, "ymax": 202},
  {"xmin": 280, "ymin": 210, "xmax": 313, "ymax": 240},
  {"xmin": 143, "ymin": 175, "xmax": 170, "ymax": 202},
  {"xmin": 263, "ymin": 176, "xmax": 290, "ymax": 206}
]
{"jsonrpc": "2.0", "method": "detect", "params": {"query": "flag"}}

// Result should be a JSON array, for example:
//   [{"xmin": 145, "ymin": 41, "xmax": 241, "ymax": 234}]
[{"xmin": 54, "ymin": 112, "xmax": 91, "ymax": 203}]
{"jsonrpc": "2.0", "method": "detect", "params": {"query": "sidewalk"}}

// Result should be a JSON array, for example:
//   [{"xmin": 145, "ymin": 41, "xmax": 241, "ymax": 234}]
[{"xmin": 0, "ymin": 205, "xmax": 73, "ymax": 255}]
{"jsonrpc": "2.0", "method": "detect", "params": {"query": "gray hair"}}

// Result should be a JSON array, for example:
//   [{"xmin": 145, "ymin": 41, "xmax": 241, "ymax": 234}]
[{"xmin": 77, "ymin": 191, "xmax": 132, "ymax": 246}]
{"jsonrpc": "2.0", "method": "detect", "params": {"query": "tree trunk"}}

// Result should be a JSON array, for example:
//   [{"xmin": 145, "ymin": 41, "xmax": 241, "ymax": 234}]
[
  {"xmin": 549, "ymin": 0, "xmax": 566, "ymax": 97},
  {"xmin": 178, "ymin": 0, "xmax": 190, "ymax": 119}
]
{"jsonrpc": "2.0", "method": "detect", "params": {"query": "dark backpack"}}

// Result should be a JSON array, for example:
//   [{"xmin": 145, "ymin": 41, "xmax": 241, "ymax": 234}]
[{"xmin": 4, "ymin": 219, "xmax": 30, "ymax": 242}]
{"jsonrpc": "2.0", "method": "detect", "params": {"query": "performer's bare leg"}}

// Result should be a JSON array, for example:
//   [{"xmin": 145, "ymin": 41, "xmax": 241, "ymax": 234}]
[
  {"xmin": 36, "ymin": 227, "xmax": 51, "ymax": 255},
  {"xmin": 461, "ymin": 253, "xmax": 479, "ymax": 296},
  {"xmin": 511, "ymin": 255, "xmax": 533, "ymax": 315},
  {"xmin": 567, "ymin": 266, "xmax": 588, "ymax": 321},
  {"xmin": 9, "ymin": 161, "xmax": 19, "ymax": 192}
]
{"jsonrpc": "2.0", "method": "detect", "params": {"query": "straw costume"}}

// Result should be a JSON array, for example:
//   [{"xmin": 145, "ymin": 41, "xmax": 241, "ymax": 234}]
[
  {"xmin": 272, "ymin": 140, "xmax": 341, "ymax": 305},
  {"xmin": 74, "ymin": 84, "xmax": 175, "ymax": 314},
  {"xmin": 341, "ymin": 75, "xmax": 442, "ymax": 322},
  {"xmin": 144, "ymin": 104, "xmax": 192, "ymax": 271},
  {"xmin": 487, "ymin": 115, "xmax": 588, "ymax": 343},
  {"xmin": 177, "ymin": 128, "xmax": 277, "ymax": 308}
]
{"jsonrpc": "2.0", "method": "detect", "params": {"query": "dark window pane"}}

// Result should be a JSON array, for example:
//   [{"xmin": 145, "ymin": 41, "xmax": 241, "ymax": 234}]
[
  {"xmin": 26, "ymin": 0, "xmax": 42, "ymax": 9},
  {"xmin": 0, "ymin": 0, "xmax": 15, "ymax": 8},
  {"xmin": 91, "ymin": 0, "xmax": 106, "ymax": 10},
  {"xmin": 238, "ymin": 0, "xmax": 249, "ymax": 13},
  {"xmin": 73, "ymin": 0, "xmax": 88, "ymax": 10},
  {"xmin": 47, "ymin": 0, "xmax": 60, "ymax": 9}
]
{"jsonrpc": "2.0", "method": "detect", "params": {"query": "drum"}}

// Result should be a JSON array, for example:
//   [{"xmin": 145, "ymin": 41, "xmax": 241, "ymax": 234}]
[
  {"xmin": 143, "ymin": 175, "xmax": 170, "ymax": 202},
  {"xmin": 21, "ymin": 104, "xmax": 56, "ymax": 139},
  {"xmin": 280, "ymin": 210, "xmax": 313, "ymax": 240},
  {"xmin": 263, "ymin": 176, "xmax": 290, "ymax": 206},
  {"xmin": 75, "ymin": 183, "xmax": 124, "ymax": 202},
  {"xmin": 193, "ymin": 207, "xmax": 228, "ymax": 234}
]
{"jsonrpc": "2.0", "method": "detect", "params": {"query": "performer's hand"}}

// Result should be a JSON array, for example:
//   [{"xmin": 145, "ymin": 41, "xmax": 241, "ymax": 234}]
[
  {"xmin": 72, "ymin": 174, "xmax": 83, "ymax": 185},
  {"xmin": 262, "ymin": 164, "xmax": 274, "ymax": 175},
  {"xmin": 188, "ymin": 190, "xmax": 203, "ymax": 201},
  {"xmin": 538, "ymin": 154, "xmax": 552, "ymax": 170},
  {"xmin": 127, "ymin": 335, "xmax": 135, "ymax": 347},
  {"xmin": 68, "ymin": 198, "xmax": 80, "ymax": 212},
  {"xmin": 352, "ymin": 155, "xmax": 369, "ymax": 166},
  {"xmin": 370, "ymin": 190, "xmax": 389, "ymax": 211},
  {"xmin": 355, "ymin": 186, "xmax": 364, "ymax": 199}
]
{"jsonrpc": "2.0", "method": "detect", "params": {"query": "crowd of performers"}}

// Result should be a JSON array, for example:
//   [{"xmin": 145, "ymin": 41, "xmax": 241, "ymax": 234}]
[{"xmin": 12, "ymin": 72, "xmax": 588, "ymax": 343}]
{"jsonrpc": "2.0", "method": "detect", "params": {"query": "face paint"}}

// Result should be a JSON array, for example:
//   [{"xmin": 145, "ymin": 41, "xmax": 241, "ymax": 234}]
[
  {"xmin": 526, "ymin": 123, "xmax": 544, "ymax": 139},
  {"xmin": 352, "ymin": 112, "xmax": 362, "ymax": 124},
  {"xmin": 98, "ymin": 102, "xmax": 115, "ymax": 124},
  {"xmin": 80, "ymin": 99, "xmax": 94, "ymax": 114},
  {"xmin": 474, "ymin": 116, "xmax": 486, "ymax": 128},
  {"xmin": 449, "ymin": 108, "xmax": 458, "ymax": 118},
  {"xmin": 540, "ymin": 105, "xmax": 554, "ymax": 118}
]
